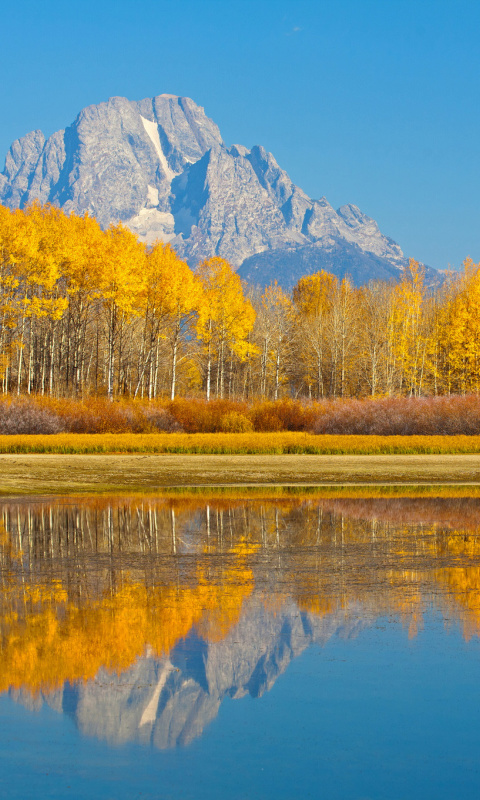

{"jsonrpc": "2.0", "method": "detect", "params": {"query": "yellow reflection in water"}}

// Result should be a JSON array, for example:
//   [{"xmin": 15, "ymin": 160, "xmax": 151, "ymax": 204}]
[{"xmin": 1, "ymin": 495, "xmax": 480, "ymax": 696}]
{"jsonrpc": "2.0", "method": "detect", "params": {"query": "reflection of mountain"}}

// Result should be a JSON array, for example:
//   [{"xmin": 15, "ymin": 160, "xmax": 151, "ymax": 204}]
[
  {"xmin": 12, "ymin": 598, "xmax": 370, "ymax": 748},
  {"xmin": 4, "ymin": 492, "xmax": 480, "ymax": 746}
]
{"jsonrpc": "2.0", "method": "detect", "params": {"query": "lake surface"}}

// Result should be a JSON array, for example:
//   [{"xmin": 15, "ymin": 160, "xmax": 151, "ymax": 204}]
[{"xmin": 1, "ymin": 491, "xmax": 480, "ymax": 799}]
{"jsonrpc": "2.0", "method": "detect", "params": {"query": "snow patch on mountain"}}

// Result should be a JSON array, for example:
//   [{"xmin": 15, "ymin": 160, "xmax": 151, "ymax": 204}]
[{"xmin": 140, "ymin": 116, "xmax": 177, "ymax": 182}]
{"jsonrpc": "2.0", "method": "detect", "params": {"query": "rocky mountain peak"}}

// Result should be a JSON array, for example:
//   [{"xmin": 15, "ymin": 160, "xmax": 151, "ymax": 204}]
[{"xmin": 0, "ymin": 93, "xmax": 432, "ymax": 287}]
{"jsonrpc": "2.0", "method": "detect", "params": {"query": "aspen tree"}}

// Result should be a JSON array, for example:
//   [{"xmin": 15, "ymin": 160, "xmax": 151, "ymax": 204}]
[
  {"xmin": 256, "ymin": 281, "xmax": 292, "ymax": 399},
  {"xmin": 0, "ymin": 206, "xmax": 22, "ymax": 391},
  {"xmin": 96, "ymin": 224, "xmax": 146, "ymax": 399},
  {"xmin": 196, "ymin": 257, "xmax": 255, "ymax": 400},
  {"xmin": 61, "ymin": 213, "xmax": 106, "ymax": 394},
  {"xmin": 293, "ymin": 271, "xmax": 337, "ymax": 398},
  {"xmin": 439, "ymin": 259, "xmax": 480, "ymax": 394},
  {"xmin": 328, "ymin": 277, "xmax": 356, "ymax": 397},
  {"xmin": 356, "ymin": 282, "xmax": 394, "ymax": 395},
  {"xmin": 391, "ymin": 259, "xmax": 429, "ymax": 396},
  {"xmin": 140, "ymin": 243, "xmax": 200, "ymax": 399}
]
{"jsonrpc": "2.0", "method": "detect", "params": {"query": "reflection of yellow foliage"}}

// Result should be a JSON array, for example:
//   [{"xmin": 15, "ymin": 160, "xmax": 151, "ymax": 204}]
[
  {"xmin": 435, "ymin": 566, "xmax": 480, "ymax": 641},
  {"xmin": 3, "ymin": 495, "xmax": 480, "ymax": 701},
  {"xmin": 296, "ymin": 595, "xmax": 334, "ymax": 616},
  {"xmin": 0, "ymin": 561, "xmax": 254, "ymax": 695}
]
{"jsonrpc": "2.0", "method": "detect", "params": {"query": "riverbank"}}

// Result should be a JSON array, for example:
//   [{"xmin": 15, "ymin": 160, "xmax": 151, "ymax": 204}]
[{"xmin": 2, "ymin": 452, "xmax": 480, "ymax": 494}]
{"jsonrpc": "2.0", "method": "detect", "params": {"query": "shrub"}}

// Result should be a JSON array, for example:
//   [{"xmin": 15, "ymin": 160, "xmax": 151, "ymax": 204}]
[
  {"xmin": 5, "ymin": 393, "xmax": 480, "ymax": 437},
  {"xmin": 168, "ymin": 398, "xmax": 248, "ymax": 432},
  {"xmin": 140, "ymin": 405, "xmax": 183, "ymax": 433},
  {"xmin": 219, "ymin": 412, "xmax": 254, "ymax": 433},
  {"xmin": 0, "ymin": 399, "xmax": 63, "ymax": 434},
  {"xmin": 311, "ymin": 395, "xmax": 480, "ymax": 436},
  {"xmin": 249, "ymin": 399, "xmax": 317, "ymax": 432},
  {"xmin": 249, "ymin": 408, "xmax": 283, "ymax": 432},
  {"xmin": 56, "ymin": 398, "xmax": 183, "ymax": 434}
]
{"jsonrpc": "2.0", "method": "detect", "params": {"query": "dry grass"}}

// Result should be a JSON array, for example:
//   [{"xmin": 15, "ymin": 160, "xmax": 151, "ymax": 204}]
[{"xmin": 3, "ymin": 431, "xmax": 480, "ymax": 454}]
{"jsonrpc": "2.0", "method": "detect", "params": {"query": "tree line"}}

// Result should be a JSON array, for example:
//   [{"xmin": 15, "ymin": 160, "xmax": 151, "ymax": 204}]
[{"xmin": 0, "ymin": 202, "xmax": 479, "ymax": 400}]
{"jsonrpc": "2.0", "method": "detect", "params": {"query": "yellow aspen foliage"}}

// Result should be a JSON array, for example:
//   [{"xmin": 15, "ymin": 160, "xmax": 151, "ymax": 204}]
[
  {"xmin": 390, "ymin": 259, "xmax": 430, "ymax": 396},
  {"xmin": 439, "ymin": 259, "xmax": 480, "ymax": 394},
  {"xmin": 3, "ymin": 200, "xmax": 480, "ymax": 401},
  {"xmin": 95, "ymin": 223, "xmax": 147, "ymax": 398},
  {"xmin": 292, "ymin": 270, "xmax": 337, "ymax": 398},
  {"xmin": 142, "ymin": 243, "xmax": 201, "ymax": 399},
  {"xmin": 196, "ymin": 257, "xmax": 256, "ymax": 399}
]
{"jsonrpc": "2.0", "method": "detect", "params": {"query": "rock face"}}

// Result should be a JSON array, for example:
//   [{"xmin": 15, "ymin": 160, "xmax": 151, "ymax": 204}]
[{"xmin": 0, "ymin": 93, "xmax": 428, "ymax": 287}]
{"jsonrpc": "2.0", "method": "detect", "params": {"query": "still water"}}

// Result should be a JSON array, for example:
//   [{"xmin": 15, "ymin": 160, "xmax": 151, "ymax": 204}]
[{"xmin": 1, "ymin": 492, "xmax": 480, "ymax": 799}]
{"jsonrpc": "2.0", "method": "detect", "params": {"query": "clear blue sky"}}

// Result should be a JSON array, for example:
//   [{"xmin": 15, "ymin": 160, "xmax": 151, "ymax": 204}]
[{"xmin": 2, "ymin": 0, "xmax": 479, "ymax": 270}]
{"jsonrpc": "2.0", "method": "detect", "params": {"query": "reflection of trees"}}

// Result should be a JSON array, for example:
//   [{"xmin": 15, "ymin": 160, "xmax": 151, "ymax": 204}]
[{"xmin": 2, "ymin": 495, "xmax": 480, "ymax": 696}]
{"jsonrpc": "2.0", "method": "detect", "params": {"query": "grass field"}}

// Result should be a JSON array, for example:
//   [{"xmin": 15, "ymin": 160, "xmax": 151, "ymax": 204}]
[
  {"xmin": 4, "ymin": 431, "xmax": 480, "ymax": 454},
  {"xmin": 2, "ymin": 452, "xmax": 480, "ymax": 494}
]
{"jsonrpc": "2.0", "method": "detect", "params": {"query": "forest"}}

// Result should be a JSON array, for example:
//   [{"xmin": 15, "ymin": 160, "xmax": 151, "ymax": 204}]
[{"xmin": 1, "ymin": 202, "xmax": 480, "ymax": 406}]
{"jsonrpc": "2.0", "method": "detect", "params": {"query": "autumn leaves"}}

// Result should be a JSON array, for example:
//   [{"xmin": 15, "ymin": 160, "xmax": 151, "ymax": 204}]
[
  {"xmin": 2, "ymin": 202, "xmax": 480, "ymax": 400},
  {"xmin": 0, "ymin": 204, "xmax": 256, "ymax": 399}
]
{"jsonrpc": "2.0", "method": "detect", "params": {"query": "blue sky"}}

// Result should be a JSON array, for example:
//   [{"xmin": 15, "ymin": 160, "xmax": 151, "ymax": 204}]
[{"xmin": 2, "ymin": 0, "xmax": 479, "ymax": 270}]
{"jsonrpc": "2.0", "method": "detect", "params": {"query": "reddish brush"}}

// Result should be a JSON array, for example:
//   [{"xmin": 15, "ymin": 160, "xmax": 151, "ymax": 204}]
[
  {"xmin": 3, "ymin": 393, "xmax": 480, "ymax": 435},
  {"xmin": 0, "ymin": 396, "xmax": 181, "ymax": 434},
  {"xmin": 312, "ymin": 395, "xmax": 480, "ymax": 435},
  {"xmin": 167, "ymin": 398, "xmax": 248, "ymax": 432},
  {"xmin": 0, "ymin": 398, "xmax": 63, "ymax": 434},
  {"xmin": 249, "ymin": 399, "xmax": 318, "ymax": 432}
]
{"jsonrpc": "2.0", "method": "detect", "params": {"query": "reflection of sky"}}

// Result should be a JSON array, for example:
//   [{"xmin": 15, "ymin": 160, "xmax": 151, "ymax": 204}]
[{"xmin": 2, "ymin": 615, "xmax": 480, "ymax": 800}]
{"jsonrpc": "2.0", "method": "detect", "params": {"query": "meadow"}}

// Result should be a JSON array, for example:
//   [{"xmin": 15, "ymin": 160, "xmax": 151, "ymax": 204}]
[
  {"xmin": 3, "ymin": 430, "xmax": 480, "ymax": 454},
  {"xmin": 2, "ymin": 395, "xmax": 480, "ymax": 494}
]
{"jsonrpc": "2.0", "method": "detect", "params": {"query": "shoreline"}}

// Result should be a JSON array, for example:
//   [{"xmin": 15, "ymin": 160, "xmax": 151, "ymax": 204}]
[{"xmin": 2, "ymin": 452, "xmax": 480, "ymax": 494}]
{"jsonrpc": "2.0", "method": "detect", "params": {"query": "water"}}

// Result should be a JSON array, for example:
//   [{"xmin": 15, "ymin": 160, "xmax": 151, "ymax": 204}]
[{"xmin": 1, "ymin": 492, "xmax": 480, "ymax": 799}]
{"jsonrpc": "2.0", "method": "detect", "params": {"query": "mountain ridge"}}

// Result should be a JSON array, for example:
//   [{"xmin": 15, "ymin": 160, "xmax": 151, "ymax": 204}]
[{"xmin": 0, "ymin": 93, "xmax": 432, "ymax": 288}]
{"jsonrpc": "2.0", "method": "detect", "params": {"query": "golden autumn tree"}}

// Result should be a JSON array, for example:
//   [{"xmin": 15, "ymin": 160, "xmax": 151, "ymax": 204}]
[
  {"xmin": 0, "ymin": 206, "xmax": 39, "ymax": 392},
  {"xmin": 0, "ymin": 205, "xmax": 23, "ymax": 388},
  {"xmin": 356, "ymin": 282, "xmax": 392, "ymax": 395},
  {"xmin": 438, "ymin": 259, "xmax": 480, "ymax": 394},
  {"xmin": 5, "ymin": 200, "xmax": 480, "ymax": 403},
  {"xmin": 293, "ymin": 270, "xmax": 337, "ymax": 398},
  {"xmin": 3, "ymin": 204, "xmax": 70, "ymax": 395},
  {"xmin": 139, "ymin": 243, "xmax": 201, "ymax": 399},
  {"xmin": 254, "ymin": 281, "xmax": 293, "ymax": 399},
  {"xmin": 60, "ymin": 212, "xmax": 108, "ymax": 394},
  {"xmin": 22, "ymin": 205, "xmax": 72, "ymax": 395},
  {"xmin": 196, "ymin": 257, "xmax": 256, "ymax": 399},
  {"xmin": 390, "ymin": 259, "xmax": 430, "ymax": 396},
  {"xmin": 329, "ymin": 276, "xmax": 357, "ymax": 397},
  {"xmin": 95, "ymin": 224, "xmax": 146, "ymax": 399}
]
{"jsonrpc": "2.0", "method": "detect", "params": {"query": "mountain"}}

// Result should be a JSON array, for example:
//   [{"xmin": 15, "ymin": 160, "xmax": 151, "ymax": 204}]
[{"xmin": 0, "ymin": 93, "xmax": 430, "ymax": 288}]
